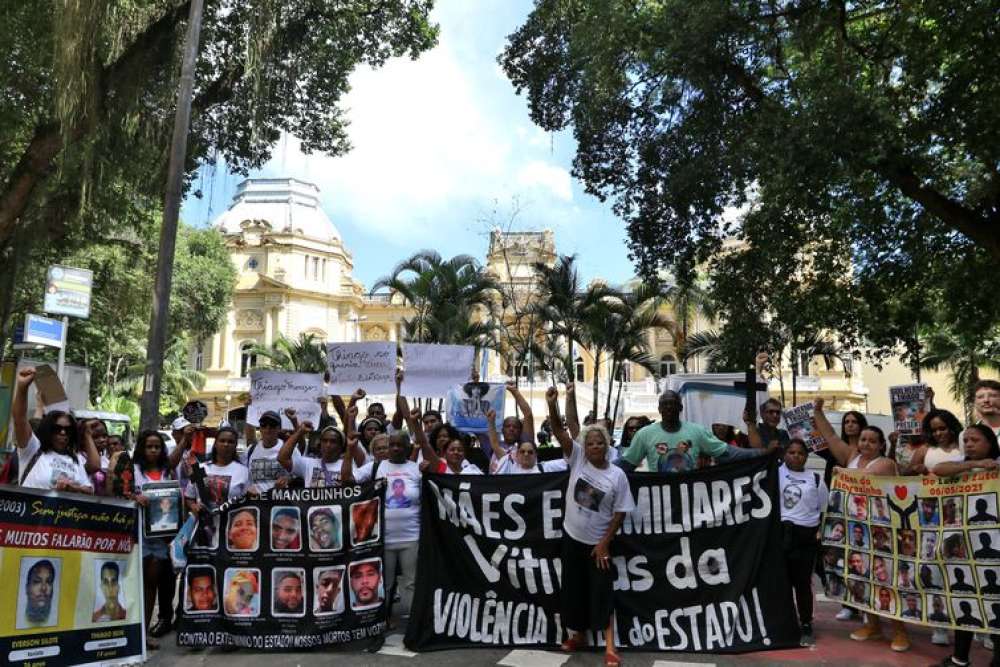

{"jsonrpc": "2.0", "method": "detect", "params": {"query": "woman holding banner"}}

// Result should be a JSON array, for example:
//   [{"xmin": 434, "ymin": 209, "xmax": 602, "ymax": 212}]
[
  {"xmin": 11, "ymin": 367, "xmax": 98, "ymax": 493},
  {"xmin": 546, "ymin": 387, "xmax": 634, "ymax": 667},
  {"xmin": 814, "ymin": 398, "xmax": 911, "ymax": 651},
  {"xmin": 929, "ymin": 424, "xmax": 1000, "ymax": 667}
]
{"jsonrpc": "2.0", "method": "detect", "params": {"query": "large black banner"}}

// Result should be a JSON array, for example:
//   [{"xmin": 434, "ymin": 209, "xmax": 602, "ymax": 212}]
[
  {"xmin": 176, "ymin": 482, "xmax": 387, "ymax": 649},
  {"xmin": 405, "ymin": 456, "xmax": 799, "ymax": 652}
]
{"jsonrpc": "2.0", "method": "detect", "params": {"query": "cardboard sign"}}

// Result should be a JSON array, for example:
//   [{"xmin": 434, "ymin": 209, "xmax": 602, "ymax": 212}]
[
  {"xmin": 400, "ymin": 344, "xmax": 475, "ymax": 397},
  {"xmin": 34, "ymin": 364, "xmax": 70, "ymax": 414},
  {"xmin": 247, "ymin": 371, "xmax": 324, "ymax": 429},
  {"xmin": 326, "ymin": 342, "xmax": 397, "ymax": 395}
]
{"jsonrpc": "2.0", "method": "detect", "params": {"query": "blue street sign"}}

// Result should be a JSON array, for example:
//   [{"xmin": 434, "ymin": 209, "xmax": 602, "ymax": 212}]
[{"xmin": 24, "ymin": 313, "xmax": 65, "ymax": 348}]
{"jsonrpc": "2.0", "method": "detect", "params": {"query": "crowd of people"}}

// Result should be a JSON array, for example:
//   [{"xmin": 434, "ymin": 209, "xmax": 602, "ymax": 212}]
[{"xmin": 6, "ymin": 361, "xmax": 1000, "ymax": 666}]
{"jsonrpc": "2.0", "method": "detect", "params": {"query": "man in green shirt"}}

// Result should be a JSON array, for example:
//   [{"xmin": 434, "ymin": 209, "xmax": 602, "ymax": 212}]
[{"xmin": 620, "ymin": 391, "xmax": 768, "ymax": 472}]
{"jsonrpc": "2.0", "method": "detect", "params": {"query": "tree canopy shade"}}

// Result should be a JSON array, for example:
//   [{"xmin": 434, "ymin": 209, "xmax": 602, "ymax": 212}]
[
  {"xmin": 1, "ymin": 0, "xmax": 437, "ymax": 247},
  {"xmin": 500, "ymin": 1, "xmax": 1000, "ymax": 271}
]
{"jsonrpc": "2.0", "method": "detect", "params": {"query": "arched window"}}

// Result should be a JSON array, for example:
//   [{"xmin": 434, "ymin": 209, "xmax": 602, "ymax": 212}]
[
  {"xmin": 240, "ymin": 342, "xmax": 257, "ymax": 377},
  {"xmin": 574, "ymin": 356, "xmax": 585, "ymax": 382},
  {"xmin": 659, "ymin": 354, "xmax": 677, "ymax": 378}
]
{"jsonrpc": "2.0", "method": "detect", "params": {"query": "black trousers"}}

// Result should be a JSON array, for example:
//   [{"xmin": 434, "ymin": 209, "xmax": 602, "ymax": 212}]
[
  {"xmin": 560, "ymin": 534, "xmax": 614, "ymax": 633},
  {"xmin": 157, "ymin": 567, "xmax": 177, "ymax": 623},
  {"xmin": 954, "ymin": 630, "xmax": 1000, "ymax": 664},
  {"xmin": 784, "ymin": 522, "xmax": 818, "ymax": 626}
]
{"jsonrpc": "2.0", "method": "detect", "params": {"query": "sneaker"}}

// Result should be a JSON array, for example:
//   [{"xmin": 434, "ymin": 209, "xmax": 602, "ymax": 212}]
[
  {"xmin": 836, "ymin": 607, "xmax": 856, "ymax": 621},
  {"xmin": 932, "ymin": 629, "xmax": 951, "ymax": 646},
  {"xmin": 850, "ymin": 625, "xmax": 884, "ymax": 642},
  {"xmin": 933, "ymin": 659, "xmax": 969, "ymax": 667},
  {"xmin": 799, "ymin": 623, "xmax": 815, "ymax": 646},
  {"xmin": 890, "ymin": 627, "xmax": 910, "ymax": 652},
  {"xmin": 986, "ymin": 635, "xmax": 994, "ymax": 650},
  {"xmin": 149, "ymin": 619, "xmax": 172, "ymax": 638}
]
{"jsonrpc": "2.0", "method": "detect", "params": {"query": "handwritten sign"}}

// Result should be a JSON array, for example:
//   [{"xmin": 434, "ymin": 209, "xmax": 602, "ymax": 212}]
[
  {"xmin": 326, "ymin": 342, "xmax": 397, "ymax": 395},
  {"xmin": 401, "ymin": 344, "xmax": 475, "ymax": 397},
  {"xmin": 247, "ymin": 371, "xmax": 324, "ymax": 429}
]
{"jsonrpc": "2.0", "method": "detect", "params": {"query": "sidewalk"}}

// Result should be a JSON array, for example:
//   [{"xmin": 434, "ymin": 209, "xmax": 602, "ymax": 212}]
[{"xmin": 147, "ymin": 594, "xmax": 991, "ymax": 667}]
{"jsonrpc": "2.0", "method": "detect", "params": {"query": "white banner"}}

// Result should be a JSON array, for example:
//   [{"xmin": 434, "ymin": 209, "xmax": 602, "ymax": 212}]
[
  {"xmin": 247, "ymin": 371, "xmax": 324, "ymax": 429},
  {"xmin": 401, "ymin": 344, "xmax": 475, "ymax": 397},
  {"xmin": 326, "ymin": 342, "xmax": 397, "ymax": 395}
]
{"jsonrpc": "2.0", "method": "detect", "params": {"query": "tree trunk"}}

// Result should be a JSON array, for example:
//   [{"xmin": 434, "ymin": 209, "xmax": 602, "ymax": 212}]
[
  {"xmin": 604, "ymin": 359, "xmax": 617, "ymax": 420},
  {"xmin": 791, "ymin": 347, "xmax": 798, "ymax": 407},
  {"xmin": 591, "ymin": 350, "xmax": 602, "ymax": 420},
  {"xmin": 612, "ymin": 377, "xmax": 625, "ymax": 429}
]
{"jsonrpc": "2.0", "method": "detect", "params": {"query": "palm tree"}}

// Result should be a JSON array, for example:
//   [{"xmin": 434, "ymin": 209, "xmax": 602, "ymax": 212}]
[
  {"xmin": 118, "ymin": 336, "xmax": 206, "ymax": 410},
  {"xmin": 919, "ymin": 324, "xmax": 1000, "ymax": 420},
  {"xmin": 681, "ymin": 330, "xmax": 731, "ymax": 372},
  {"xmin": 664, "ymin": 277, "xmax": 708, "ymax": 371},
  {"xmin": 249, "ymin": 332, "xmax": 328, "ymax": 373},
  {"xmin": 787, "ymin": 331, "xmax": 844, "ymax": 406}
]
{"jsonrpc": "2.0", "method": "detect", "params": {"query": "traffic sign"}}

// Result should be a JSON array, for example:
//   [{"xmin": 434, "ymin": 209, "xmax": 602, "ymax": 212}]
[{"xmin": 23, "ymin": 313, "xmax": 65, "ymax": 348}]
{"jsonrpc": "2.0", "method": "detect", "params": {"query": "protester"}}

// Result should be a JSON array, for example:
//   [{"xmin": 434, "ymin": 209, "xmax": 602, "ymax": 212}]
[
  {"xmin": 619, "ymin": 415, "xmax": 652, "ymax": 454},
  {"xmin": 973, "ymin": 379, "xmax": 1000, "ymax": 437},
  {"xmin": 358, "ymin": 416, "xmax": 387, "ymax": 461},
  {"xmin": 928, "ymin": 423, "xmax": 1000, "ymax": 667},
  {"xmin": 813, "ymin": 398, "xmax": 909, "ymax": 651},
  {"xmin": 11, "ymin": 368, "xmax": 98, "ymax": 492},
  {"xmin": 243, "ymin": 408, "xmax": 299, "ymax": 492},
  {"xmin": 118, "ymin": 430, "xmax": 175, "ymax": 650},
  {"xmin": 758, "ymin": 398, "xmax": 791, "ymax": 449},
  {"xmin": 278, "ymin": 405, "xmax": 362, "ymax": 488},
  {"xmin": 486, "ymin": 382, "xmax": 535, "ymax": 470},
  {"xmin": 423, "ymin": 430, "xmax": 483, "ymax": 475},
  {"xmin": 779, "ymin": 439, "xmax": 828, "ymax": 646},
  {"xmin": 545, "ymin": 386, "xmax": 633, "ymax": 667},
  {"xmin": 921, "ymin": 409, "xmax": 966, "ymax": 472},
  {"xmin": 184, "ymin": 426, "xmax": 250, "ymax": 511}
]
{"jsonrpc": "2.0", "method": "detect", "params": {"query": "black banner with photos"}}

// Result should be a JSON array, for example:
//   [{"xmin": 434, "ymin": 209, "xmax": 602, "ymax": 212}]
[{"xmin": 176, "ymin": 482, "xmax": 387, "ymax": 649}]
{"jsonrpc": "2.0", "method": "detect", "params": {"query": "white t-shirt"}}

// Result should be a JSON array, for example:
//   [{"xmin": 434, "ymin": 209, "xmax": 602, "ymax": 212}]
[
  {"xmin": 133, "ymin": 465, "xmax": 175, "ymax": 492},
  {"xmin": 184, "ymin": 461, "xmax": 250, "ymax": 509},
  {"xmin": 294, "ymin": 457, "xmax": 344, "ymax": 488},
  {"xmin": 493, "ymin": 453, "xmax": 569, "ymax": 474},
  {"xmin": 241, "ymin": 439, "xmax": 299, "ymax": 492},
  {"xmin": 563, "ymin": 441, "xmax": 635, "ymax": 545},
  {"xmin": 18, "ymin": 434, "xmax": 91, "ymax": 491},
  {"xmin": 489, "ymin": 442, "xmax": 518, "ymax": 473},
  {"xmin": 356, "ymin": 460, "xmax": 421, "ymax": 545},
  {"xmin": 778, "ymin": 464, "xmax": 828, "ymax": 528}
]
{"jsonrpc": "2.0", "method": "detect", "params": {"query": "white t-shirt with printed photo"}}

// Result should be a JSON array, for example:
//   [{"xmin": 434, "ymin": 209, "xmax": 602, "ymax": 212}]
[
  {"xmin": 18, "ymin": 434, "xmax": 91, "ymax": 491},
  {"xmin": 184, "ymin": 461, "xmax": 250, "ymax": 509},
  {"xmin": 355, "ymin": 460, "xmax": 422, "ymax": 545},
  {"xmin": 241, "ymin": 440, "xmax": 299, "ymax": 492},
  {"xmin": 294, "ymin": 457, "xmax": 344, "ymax": 488},
  {"xmin": 563, "ymin": 441, "xmax": 635, "ymax": 545}
]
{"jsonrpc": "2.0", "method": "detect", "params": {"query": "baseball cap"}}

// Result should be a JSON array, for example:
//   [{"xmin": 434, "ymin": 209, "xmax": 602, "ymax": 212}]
[
  {"xmin": 171, "ymin": 416, "xmax": 191, "ymax": 431},
  {"xmin": 259, "ymin": 410, "xmax": 281, "ymax": 426}
]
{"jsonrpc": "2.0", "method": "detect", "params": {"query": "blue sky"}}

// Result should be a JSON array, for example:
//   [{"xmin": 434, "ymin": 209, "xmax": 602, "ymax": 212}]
[{"xmin": 180, "ymin": 0, "xmax": 636, "ymax": 290}]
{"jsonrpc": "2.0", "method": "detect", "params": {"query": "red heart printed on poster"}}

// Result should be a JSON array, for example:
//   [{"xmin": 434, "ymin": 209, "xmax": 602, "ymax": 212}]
[{"xmin": 894, "ymin": 485, "xmax": 908, "ymax": 500}]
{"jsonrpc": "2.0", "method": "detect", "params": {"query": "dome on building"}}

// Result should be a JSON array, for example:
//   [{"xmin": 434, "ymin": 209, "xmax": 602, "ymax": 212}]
[{"xmin": 213, "ymin": 178, "xmax": 341, "ymax": 242}]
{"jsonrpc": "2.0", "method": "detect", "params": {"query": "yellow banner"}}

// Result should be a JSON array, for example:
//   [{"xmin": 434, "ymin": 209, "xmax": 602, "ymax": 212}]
[{"xmin": 823, "ymin": 468, "xmax": 1000, "ymax": 632}]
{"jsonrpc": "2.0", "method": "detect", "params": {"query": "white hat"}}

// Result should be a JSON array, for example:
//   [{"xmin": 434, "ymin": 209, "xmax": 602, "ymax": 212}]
[{"xmin": 171, "ymin": 416, "xmax": 191, "ymax": 431}]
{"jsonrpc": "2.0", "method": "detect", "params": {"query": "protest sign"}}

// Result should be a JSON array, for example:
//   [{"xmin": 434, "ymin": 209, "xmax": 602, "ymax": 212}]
[
  {"xmin": 823, "ymin": 468, "xmax": 1000, "ymax": 633},
  {"xmin": 889, "ymin": 384, "xmax": 927, "ymax": 437},
  {"xmin": 326, "ymin": 342, "xmax": 397, "ymax": 396},
  {"xmin": 782, "ymin": 403, "xmax": 826, "ymax": 451},
  {"xmin": 401, "ymin": 344, "xmax": 475, "ymax": 397},
  {"xmin": 247, "ymin": 371, "xmax": 324, "ymax": 429},
  {"xmin": 666, "ymin": 373, "xmax": 770, "ymax": 434},
  {"xmin": 176, "ymin": 482, "xmax": 388, "ymax": 650},
  {"xmin": 0, "ymin": 486, "xmax": 144, "ymax": 667},
  {"xmin": 446, "ymin": 383, "xmax": 504, "ymax": 434},
  {"xmin": 143, "ymin": 481, "xmax": 183, "ymax": 539},
  {"xmin": 405, "ymin": 456, "xmax": 799, "ymax": 652}
]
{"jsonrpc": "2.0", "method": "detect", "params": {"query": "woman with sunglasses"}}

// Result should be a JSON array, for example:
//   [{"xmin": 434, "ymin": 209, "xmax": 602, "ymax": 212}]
[
  {"xmin": 488, "ymin": 408, "xmax": 568, "ymax": 474},
  {"xmin": 11, "ymin": 368, "xmax": 98, "ymax": 492}
]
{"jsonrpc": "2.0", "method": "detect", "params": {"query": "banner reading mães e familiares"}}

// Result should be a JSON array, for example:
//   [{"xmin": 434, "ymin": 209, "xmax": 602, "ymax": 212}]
[
  {"xmin": 0, "ymin": 485, "xmax": 144, "ymax": 667},
  {"xmin": 176, "ymin": 482, "xmax": 387, "ymax": 650},
  {"xmin": 405, "ymin": 456, "xmax": 799, "ymax": 652},
  {"xmin": 824, "ymin": 468, "xmax": 1000, "ymax": 633}
]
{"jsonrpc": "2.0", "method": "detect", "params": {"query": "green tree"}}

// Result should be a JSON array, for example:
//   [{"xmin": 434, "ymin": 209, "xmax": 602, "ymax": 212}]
[
  {"xmin": 249, "ymin": 332, "xmax": 327, "ymax": 374},
  {"xmin": 118, "ymin": 336, "xmax": 205, "ymax": 410},
  {"xmin": 2, "ymin": 0, "xmax": 436, "ymax": 247}
]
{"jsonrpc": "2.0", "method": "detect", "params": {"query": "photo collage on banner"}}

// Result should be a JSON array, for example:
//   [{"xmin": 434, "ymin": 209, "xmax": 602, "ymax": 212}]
[
  {"xmin": 822, "ymin": 468, "xmax": 1000, "ymax": 632},
  {"xmin": 0, "ymin": 486, "xmax": 144, "ymax": 667},
  {"xmin": 176, "ymin": 481, "xmax": 388, "ymax": 650}
]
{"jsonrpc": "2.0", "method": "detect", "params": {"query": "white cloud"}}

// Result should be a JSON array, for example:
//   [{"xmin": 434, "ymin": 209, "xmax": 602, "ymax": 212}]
[{"xmin": 515, "ymin": 160, "xmax": 573, "ymax": 201}]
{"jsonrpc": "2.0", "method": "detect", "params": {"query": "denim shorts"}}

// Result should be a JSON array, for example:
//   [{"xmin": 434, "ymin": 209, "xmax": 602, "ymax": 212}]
[{"xmin": 143, "ymin": 537, "xmax": 170, "ymax": 560}]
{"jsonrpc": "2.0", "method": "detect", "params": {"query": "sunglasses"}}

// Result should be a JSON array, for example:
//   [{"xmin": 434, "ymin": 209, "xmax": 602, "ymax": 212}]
[{"xmin": 53, "ymin": 424, "xmax": 72, "ymax": 434}]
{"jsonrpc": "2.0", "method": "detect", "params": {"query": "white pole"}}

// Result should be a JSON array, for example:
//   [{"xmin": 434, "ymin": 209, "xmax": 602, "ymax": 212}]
[{"xmin": 57, "ymin": 316, "xmax": 69, "ymax": 384}]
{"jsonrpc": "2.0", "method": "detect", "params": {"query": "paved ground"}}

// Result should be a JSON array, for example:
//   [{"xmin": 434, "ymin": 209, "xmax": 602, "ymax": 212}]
[{"xmin": 147, "ymin": 594, "xmax": 994, "ymax": 667}]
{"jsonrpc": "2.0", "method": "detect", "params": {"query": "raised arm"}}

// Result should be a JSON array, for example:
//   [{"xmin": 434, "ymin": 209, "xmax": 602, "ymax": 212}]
[
  {"xmin": 564, "ymin": 382, "xmax": 580, "ymax": 439},
  {"xmin": 485, "ymin": 408, "xmax": 505, "ymax": 459},
  {"xmin": 545, "ymin": 387, "xmax": 574, "ymax": 457},
  {"xmin": 12, "ymin": 368, "xmax": 35, "ymax": 448},
  {"xmin": 330, "ymin": 394, "xmax": 348, "ymax": 425},
  {"xmin": 345, "ymin": 404, "xmax": 365, "ymax": 466},
  {"xmin": 506, "ymin": 382, "xmax": 534, "ymax": 442},
  {"xmin": 341, "ymin": 432, "xmax": 359, "ymax": 484},
  {"xmin": 812, "ymin": 398, "xmax": 854, "ymax": 467},
  {"xmin": 408, "ymin": 405, "xmax": 440, "ymax": 469},
  {"xmin": 277, "ymin": 421, "xmax": 312, "ymax": 471},
  {"xmin": 742, "ymin": 410, "xmax": 764, "ymax": 449}
]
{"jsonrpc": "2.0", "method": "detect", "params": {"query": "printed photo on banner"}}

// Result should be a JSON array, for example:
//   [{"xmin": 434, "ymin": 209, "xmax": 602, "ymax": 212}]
[
  {"xmin": 192, "ymin": 514, "xmax": 220, "ymax": 551},
  {"xmin": 971, "ymin": 529, "xmax": 1000, "ymax": 559},
  {"xmin": 227, "ymin": 507, "xmax": 260, "ymax": 552},
  {"xmin": 350, "ymin": 498, "xmax": 380, "ymax": 547},
  {"xmin": 870, "ymin": 495, "xmax": 890, "ymax": 524},
  {"xmin": 143, "ymin": 481, "xmax": 182, "ymax": 538},
  {"xmin": 348, "ymin": 558, "xmax": 384, "ymax": 611},
  {"xmin": 918, "ymin": 563, "xmax": 945, "ymax": 590},
  {"xmin": 874, "ymin": 586, "xmax": 896, "ymax": 613},
  {"xmin": 17, "ymin": 556, "xmax": 61, "ymax": 630},
  {"xmin": 871, "ymin": 525, "xmax": 891, "ymax": 553},
  {"xmin": 942, "ymin": 530, "xmax": 970, "ymax": 559},
  {"xmin": 897, "ymin": 561, "xmax": 916, "ymax": 589},
  {"xmin": 826, "ymin": 575, "xmax": 846, "ymax": 599},
  {"xmin": 977, "ymin": 566, "xmax": 1000, "ymax": 595},
  {"xmin": 928, "ymin": 593, "xmax": 951, "ymax": 623},
  {"xmin": 847, "ymin": 550, "xmax": 870, "ymax": 577},
  {"xmin": 988, "ymin": 602, "xmax": 1000, "ymax": 629},
  {"xmin": 848, "ymin": 521, "xmax": 869, "ymax": 548},
  {"xmin": 969, "ymin": 493, "xmax": 1000, "ymax": 524},
  {"xmin": 897, "ymin": 529, "xmax": 918, "ymax": 557},
  {"xmin": 185, "ymin": 566, "xmax": 219, "ymax": 614},
  {"xmin": 313, "ymin": 566, "xmax": 346, "ymax": 616},
  {"xmin": 901, "ymin": 593, "xmax": 922, "ymax": 619},
  {"xmin": 953, "ymin": 597, "xmax": 986, "ymax": 628},
  {"xmin": 823, "ymin": 517, "xmax": 845, "ymax": 544},
  {"xmin": 943, "ymin": 496, "xmax": 964, "ymax": 527},
  {"xmin": 223, "ymin": 568, "xmax": 261, "ymax": 617},
  {"xmin": 849, "ymin": 580, "xmax": 870, "ymax": 606},
  {"xmin": 827, "ymin": 489, "xmax": 843, "ymax": 514},
  {"xmin": 91, "ymin": 560, "xmax": 128, "ymax": 622},
  {"xmin": 270, "ymin": 506, "xmax": 303, "ymax": 552},
  {"xmin": 445, "ymin": 382, "xmax": 504, "ymax": 433},
  {"xmin": 919, "ymin": 497, "xmax": 940, "ymax": 526},
  {"xmin": 921, "ymin": 530, "xmax": 940, "ymax": 559},
  {"xmin": 948, "ymin": 565, "xmax": 977, "ymax": 593},
  {"xmin": 872, "ymin": 555, "xmax": 893, "ymax": 586},
  {"xmin": 821, "ymin": 546, "xmax": 844, "ymax": 574},
  {"xmin": 307, "ymin": 506, "xmax": 343, "ymax": 552},
  {"xmin": 272, "ymin": 568, "xmax": 306, "ymax": 618}
]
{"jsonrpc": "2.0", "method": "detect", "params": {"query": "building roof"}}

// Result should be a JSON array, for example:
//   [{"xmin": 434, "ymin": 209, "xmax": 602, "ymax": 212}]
[{"xmin": 213, "ymin": 178, "xmax": 341, "ymax": 242}]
